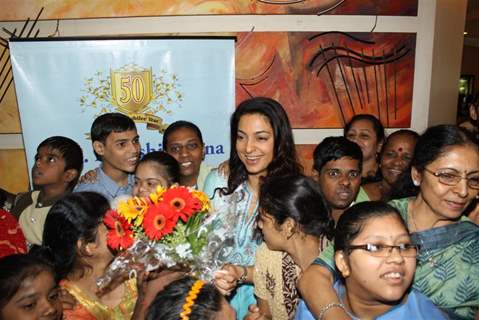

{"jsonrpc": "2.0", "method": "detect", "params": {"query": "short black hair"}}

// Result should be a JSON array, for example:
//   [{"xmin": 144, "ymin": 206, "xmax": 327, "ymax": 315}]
[
  {"xmin": 162, "ymin": 120, "xmax": 204, "ymax": 149},
  {"xmin": 344, "ymin": 114, "xmax": 385, "ymax": 144},
  {"xmin": 0, "ymin": 253, "xmax": 56, "ymax": 311},
  {"xmin": 146, "ymin": 276, "xmax": 222, "ymax": 320},
  {"xmin": 334, "ymin": 201, "xmax": 406, "ymax": 253},
  {"xmin": 38, "ymin": 136, "xmax": 84, "ymax": 189},
  {"xmin": 412, "ymin": 125, "xmax": 479, "ymax": 173},
  {"xmin": 139, "ymin": 151, "xmax": 180, "ymax": 185},
  {"xmin": 90, "ymin": 113, "xmax": 137, "ymax": 160},
  {"xmin": 313, "ymin": 136, "xmax": 363, "ymax": 172}
]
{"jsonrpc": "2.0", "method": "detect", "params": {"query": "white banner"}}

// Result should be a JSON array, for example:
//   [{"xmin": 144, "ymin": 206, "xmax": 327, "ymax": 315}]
[{"xmin": 10, "ymin": 38, "xmax": 235, "ymax": 179}]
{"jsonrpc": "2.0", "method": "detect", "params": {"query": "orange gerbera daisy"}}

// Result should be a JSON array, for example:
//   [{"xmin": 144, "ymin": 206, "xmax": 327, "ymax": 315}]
[
  {"xmin": 143, "ymin": 202, "xmax": 177, "ymax": 241},
  {"xmin": 162, "ymin": 186, "xmax": 202, "ymax": 222},
  {"xmin": 104, "ymin": 210, "xmax": 134, "ymax": 250}
]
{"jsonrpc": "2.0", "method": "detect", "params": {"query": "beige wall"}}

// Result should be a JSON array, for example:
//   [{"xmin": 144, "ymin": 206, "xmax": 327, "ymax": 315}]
[{"xmin": 427, "ymin": 0, "xmax": 467, "ymax": 126}]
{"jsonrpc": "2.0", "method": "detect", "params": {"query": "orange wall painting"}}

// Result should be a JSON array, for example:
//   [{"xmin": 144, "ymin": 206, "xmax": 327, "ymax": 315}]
[
  {"xmin": 296, "ymin": 144, "xmax": 316, "ymax": 176},
  {"xmin": 236, "ymin": 32, "xmax": 416, "ymax": 128},
  {"xmin": 0, "ymin": 1, "xmax": 418, "ymax": 21}
]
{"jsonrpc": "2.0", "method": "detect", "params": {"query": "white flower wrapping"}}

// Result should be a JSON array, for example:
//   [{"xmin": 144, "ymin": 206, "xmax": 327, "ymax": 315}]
[{"xmin": 96, "ymin": 210, "xmax": 235, "ymax": 291}]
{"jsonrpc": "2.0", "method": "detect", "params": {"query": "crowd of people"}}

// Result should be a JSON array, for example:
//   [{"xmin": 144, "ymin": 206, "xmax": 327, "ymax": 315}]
[{"xmin": 0, "ymin": 97, "xmax": 478, "ymax": 320}]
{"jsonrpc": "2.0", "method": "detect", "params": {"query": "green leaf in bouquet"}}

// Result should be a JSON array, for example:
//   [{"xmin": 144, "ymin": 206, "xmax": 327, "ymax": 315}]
[
  {"xmin": 184, "ymin": 212, "xmax": 212, "ymax": 256},
  {"xmin": 162, "ymin": 221, "xmax": 188, "ymax": 248}
]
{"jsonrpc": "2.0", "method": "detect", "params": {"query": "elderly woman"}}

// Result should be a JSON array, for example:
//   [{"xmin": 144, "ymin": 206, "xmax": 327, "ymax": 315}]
[{"xmin": 299, "ymin": 125, "xmax": 479, "ymax": 320}]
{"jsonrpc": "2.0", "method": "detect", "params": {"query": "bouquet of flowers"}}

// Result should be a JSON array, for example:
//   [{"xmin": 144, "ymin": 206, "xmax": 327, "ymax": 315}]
[{"xmin": 96, "ymin": 185, "xmax": 232, "ymax": 291}]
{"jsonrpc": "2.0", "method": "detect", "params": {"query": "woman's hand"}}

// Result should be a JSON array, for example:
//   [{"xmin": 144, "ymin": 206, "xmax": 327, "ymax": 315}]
[
  {"xmin": 244, "ymin": 304, "xmax": 270, "ymax": 320},
  {"xmin": 132, "ymin": 269, "xmax": 186, "ymax": 320},
  {"xmin": 137, "ymin": 269, "xmax": 186, "ymax": 303},
  {"xmin": 213, "ymin": 264, "xmax": 243, "ymax": 296},
  {"xmin": 59, "ymin": 287, "xmax": 77, "ymax": 311},
  {"xmin": 79, "ymin": 169, "xmax": 97, "ymax": 183}
]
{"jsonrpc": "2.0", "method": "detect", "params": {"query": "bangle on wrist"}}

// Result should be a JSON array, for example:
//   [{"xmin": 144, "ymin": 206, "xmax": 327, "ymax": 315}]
[
  {"xmin": 318, "ymin": 302, "xmax": 346, "ymax": 320},
  {"xmin": 237, "ymin": 265, "xmax": 248, "ymax": 284}
]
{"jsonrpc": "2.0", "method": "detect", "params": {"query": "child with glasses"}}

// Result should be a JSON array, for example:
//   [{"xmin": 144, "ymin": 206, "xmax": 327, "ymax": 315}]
[
  {"xmin": 295, "ymin": 201, "xmax": 447, "ymax": 320},
  {"xmin": 299, "ymin": 125, "xmax": 479, "ymax": 320}
]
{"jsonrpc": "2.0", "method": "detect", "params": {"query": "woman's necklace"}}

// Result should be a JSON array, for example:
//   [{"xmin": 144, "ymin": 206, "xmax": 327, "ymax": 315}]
[{"xmin": 409, "ymin": 211, "xmax": 442, "ymax": 268}]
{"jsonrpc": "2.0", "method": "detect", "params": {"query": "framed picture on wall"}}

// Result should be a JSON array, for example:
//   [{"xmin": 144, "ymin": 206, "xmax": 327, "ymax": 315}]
[
  {"xmin": 458, "ymin": 74, "xmax": 475, "ymax": 120},
  {"xmin": 459, "ymin": 74, "xmax": 475, "ymax": 96}
]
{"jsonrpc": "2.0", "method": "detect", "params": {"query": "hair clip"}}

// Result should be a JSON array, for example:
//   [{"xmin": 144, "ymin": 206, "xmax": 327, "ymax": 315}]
[{"xmin": 180, "ymin": 279, "xmax": 205, "ymax": 320}]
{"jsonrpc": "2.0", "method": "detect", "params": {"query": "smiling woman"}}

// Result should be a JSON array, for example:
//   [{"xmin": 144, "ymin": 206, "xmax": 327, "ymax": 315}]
[
  {"xmin": 344, "ymin": 114, "xmax": 385, "ymax": 183},
  {"xmin": 203, "ymin": 97, "xmax": 302, "ymax": 319},
  {"xmin": 162, "ymin": 120, "xmax": 212, "ymax": 190},
  {"xmin": 298, "ymin": 125, "xmax": 479, "ymax": 320},
  {"xmin": 296, "ymin": 201, "xmax": 447, "ymax": 320},
  {"xmin": 362, "ymin": 129, "xmax": 419, "ymax": 201}
]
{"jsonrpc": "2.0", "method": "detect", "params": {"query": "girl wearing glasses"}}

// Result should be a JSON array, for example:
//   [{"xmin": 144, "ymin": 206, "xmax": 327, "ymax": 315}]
[
  {"xmin": 296, "ymin": 201, "xmax": 446, "ymax": 320},
  {"xmin": 299, "ymin": 125, "xmax": 479, "ymax": 320}
]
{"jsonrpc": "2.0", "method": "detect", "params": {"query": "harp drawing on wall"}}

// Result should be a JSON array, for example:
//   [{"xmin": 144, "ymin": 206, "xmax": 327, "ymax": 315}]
[{"xmin": 308, "ymin": 32, "xmax": 414, "ymax": 127}]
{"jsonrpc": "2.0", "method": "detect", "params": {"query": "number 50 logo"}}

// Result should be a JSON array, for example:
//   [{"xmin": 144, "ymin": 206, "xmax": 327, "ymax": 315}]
[{"xmin": 111, "ymin": 67, "xmax": 153, "ymax": 113}]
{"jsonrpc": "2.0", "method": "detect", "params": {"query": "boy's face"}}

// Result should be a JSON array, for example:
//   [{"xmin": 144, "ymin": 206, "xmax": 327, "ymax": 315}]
[
  {"xmin": 1, "ymin": 271, "xmax": 62, "ymax": 320},
  {"xmin": 32, "ymin": 146, "xmax": 72, "ymax": 188},
  {"xmin": 314, "ymin": 156, "xmax": 361, "ymax": 210},
  {"xmin": 94, "ymin": 129, "xmax": 140, "ymax": 174}
]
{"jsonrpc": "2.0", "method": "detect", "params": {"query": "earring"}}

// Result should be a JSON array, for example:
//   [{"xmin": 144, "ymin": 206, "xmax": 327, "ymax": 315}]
[
  {"xmin": 413, "ymin": 180, "xmax": 419, "ymax": 186},
  {"xmin": 286, "ymin": 231, "xmax": 294, "ymax": 240}
]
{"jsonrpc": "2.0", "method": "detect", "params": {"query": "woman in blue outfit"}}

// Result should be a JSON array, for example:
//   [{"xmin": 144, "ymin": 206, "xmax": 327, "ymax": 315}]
[
  {"xmin": 296, "ymin": 201, "xmax": 447, "ymax": 320},
  {"xmin": 203, "ymin": 97, "xmax": 302, "ymax": 319}
]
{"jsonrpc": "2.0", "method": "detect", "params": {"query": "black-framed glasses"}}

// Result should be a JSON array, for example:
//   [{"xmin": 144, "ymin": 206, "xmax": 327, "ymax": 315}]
[
  {"xmin": 346, "ymin": 243, "xmax": 419, "ymax": 257},
  {"xmin": 424, "ymin": 167, "xmax": 479, "ymax": 190}
]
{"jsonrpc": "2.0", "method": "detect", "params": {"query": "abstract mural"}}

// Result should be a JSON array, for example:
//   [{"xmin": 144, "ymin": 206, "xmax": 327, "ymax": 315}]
[
  {"xmin": 0, "ymin": 0, "xmax": 418, "ymax": 21},
  {"xmin": 236, "ymin": 31, "xmax": 416, "ymax": 128}
]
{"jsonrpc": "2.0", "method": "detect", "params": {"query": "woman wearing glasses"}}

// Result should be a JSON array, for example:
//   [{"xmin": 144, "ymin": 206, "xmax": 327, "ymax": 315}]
[
  {"xmin": 299, "ymin": 125, "xmax": 479, "ymax": 320},
  {"xmin": 296, "ymin": 201, "xmax": 447, "ymax": 319}
]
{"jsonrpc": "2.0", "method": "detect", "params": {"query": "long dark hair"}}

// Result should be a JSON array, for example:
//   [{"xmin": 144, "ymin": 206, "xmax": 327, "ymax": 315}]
[
  {"xmin": 224, "ymin": 97, "xmax": 302, "ymax": 195},
  {"xmin": 259, "ymin": 175, "xmax": 334, "ymax": 239},
  {"xmin": 42, "ymin": 192, "xmax": 110, "ymax": 279},
  {"xmin": 146, "ymin": 276, "xmax": 222, "ymax": 320}
]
